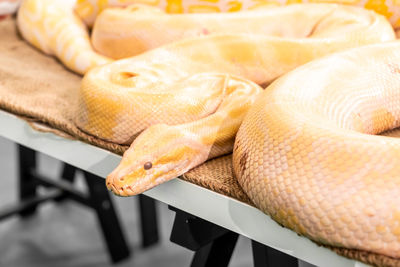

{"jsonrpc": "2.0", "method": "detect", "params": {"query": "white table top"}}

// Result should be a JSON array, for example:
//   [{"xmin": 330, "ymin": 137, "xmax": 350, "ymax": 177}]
[{"xmin": 0, "ymin": 109, "xmax": 370, "ymax": 267}]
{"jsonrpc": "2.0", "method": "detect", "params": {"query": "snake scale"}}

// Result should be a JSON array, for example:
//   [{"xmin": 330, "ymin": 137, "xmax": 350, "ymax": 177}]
[{"xmin": 14, "ymin": 0, "xmax": 400, "ymax": 259}]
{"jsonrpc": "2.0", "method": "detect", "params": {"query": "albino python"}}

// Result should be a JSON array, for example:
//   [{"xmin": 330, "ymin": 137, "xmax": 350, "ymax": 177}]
[
  {"xmin": 74, "ymin": 0, "xmax": 400, "ymax": 30},
  {"xmin": 14, "ymin": 0, "xmax": 400, "ymax": 259},
  {"xmin": 17, "ymin": 0, "xmax": 111, "ymax": 74},
  {"xmin": 233, "ymin": 42, "xmax": 400, "ymax": 257},
  {"xmin": 0, "ymin": 0, "xmax": 20, "ymax": 16},
  {"xmin": 92, "ymin": 3, "xmax": 379, "ymax": 59}
]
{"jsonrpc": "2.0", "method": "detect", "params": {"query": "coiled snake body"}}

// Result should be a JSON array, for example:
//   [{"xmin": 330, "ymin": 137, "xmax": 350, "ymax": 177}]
[
  {"xmin": 16, "ymin": 0, "xmax": 400, "ymax": 258},
  {"xmin": 233, "ymin": 42, "xmax": 400, "ymax": 257}
]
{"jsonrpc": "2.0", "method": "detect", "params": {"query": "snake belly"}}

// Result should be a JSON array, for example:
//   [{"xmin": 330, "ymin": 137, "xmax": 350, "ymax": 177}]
[{"xmin": 233, "ymin": 41, "xmax": 400, "ymax": 258}]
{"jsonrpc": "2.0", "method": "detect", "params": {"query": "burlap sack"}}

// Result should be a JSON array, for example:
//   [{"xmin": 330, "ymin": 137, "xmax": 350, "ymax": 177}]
[{"xmin": 1, "ymin": 16, "xmax": 400, "ymax": 267}]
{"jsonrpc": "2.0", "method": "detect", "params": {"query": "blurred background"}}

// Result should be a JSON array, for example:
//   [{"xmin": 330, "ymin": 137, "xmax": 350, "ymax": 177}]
[
  {"xmin": 0, "ymin": 136, "xmax": 317, "ymax": 267},
  {"xmin": 0, "ymin": 136, "xmax": 264, "ymax": 267}
]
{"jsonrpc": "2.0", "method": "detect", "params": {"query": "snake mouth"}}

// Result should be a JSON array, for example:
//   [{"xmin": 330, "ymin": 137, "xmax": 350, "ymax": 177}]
[
  {"xmin": 106, "ymin": 172, "xmax": 174, "ymax": 197},
  {"xmin": 106, "ymin": 180, "xmax": 152, "ymax": 197},
  {"xmin": 106, "ymin": 175, "xmax": 161, "ymax": 196},
  {"xmin": 107, "ymin": 182, "xmax": 134, "ymax": 197},
  {"xmin": 106, "ymin": 159, "xmax": 191, "ymax": 197}
]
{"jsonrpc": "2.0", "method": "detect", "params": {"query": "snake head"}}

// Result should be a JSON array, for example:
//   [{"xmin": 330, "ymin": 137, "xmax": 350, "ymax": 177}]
[{"xmin": 106, "ymin": 124, "xmax": 205, "ymax": 196}]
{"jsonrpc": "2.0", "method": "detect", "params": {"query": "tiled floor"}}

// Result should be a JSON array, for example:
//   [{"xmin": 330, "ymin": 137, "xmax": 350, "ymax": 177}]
[{"xmin": 0, "ymin": 136, "xmax": 314, "ymax": 267}]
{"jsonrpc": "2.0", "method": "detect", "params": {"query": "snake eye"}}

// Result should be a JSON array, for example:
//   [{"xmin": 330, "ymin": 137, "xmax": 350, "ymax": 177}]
[{"xmin": 144, "ymin": 162, "xmax": 153, "ymax": 170}]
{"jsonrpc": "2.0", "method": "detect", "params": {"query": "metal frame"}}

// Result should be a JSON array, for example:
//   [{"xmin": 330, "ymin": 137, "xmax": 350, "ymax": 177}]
[
  {"xmin": 138, "ymin": 194, "xmax": 159, "ymax": 247},
  {"xmin": 169, "ymin": 206, "xmax": 239, "ymax": 267},
  {"xmin": 0, "ymin": 144, "xmax": 160, "ymax": 263},
  {"xmin": 252, "ymin": 240, "xmax": 298, "ymax": 267},
  {"xmin": 0, "ymin": 110, "xmax": 367, "ymax": 267},
  {"xmin": 169, "ymin": 206, "xmax": 299, "ymax": 267}
]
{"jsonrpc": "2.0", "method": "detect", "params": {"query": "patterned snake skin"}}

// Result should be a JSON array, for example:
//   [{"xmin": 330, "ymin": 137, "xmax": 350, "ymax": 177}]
[
  {"xmin": 233, "ymin": 42, "xmax": 400, "ymax": 258},
  {"xmin": 75, "ymin": 0, "xmax": 400, "ymax": 30},
  {"xmin": 15, "ymin": 0, "xmax": 400, "ymax": 258}
]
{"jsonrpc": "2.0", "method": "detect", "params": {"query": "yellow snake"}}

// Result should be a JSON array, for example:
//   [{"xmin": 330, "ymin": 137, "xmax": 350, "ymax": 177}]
[
  {"xmin": 74, "ymin": 0, "xmax": 400, "ymax": 30},
  {"xmin": 233, "ymin": 41, "xmax": 400, "ymax": 258},
  {"xmin": 0, "ymin": 0, "xmax": 20, "ymax": 16},
  {"xmin": 15, "ymin": 0, "xmax": 400, "ymax": 259},
  {"xmin": 17, "ymin": 0, "xmax": 111, "ymax": 75}
]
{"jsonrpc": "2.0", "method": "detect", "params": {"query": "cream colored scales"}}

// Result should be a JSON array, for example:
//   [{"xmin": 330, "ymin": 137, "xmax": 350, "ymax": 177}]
[{"xmin": 15, "ymin": 0, "xmax": 400, "ymax": 259}]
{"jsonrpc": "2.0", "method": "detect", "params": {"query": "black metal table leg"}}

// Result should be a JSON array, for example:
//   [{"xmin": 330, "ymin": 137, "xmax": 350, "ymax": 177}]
[
  {"xmin": 252, "ymin": 240, "xmax": 298, "ymax": 267},
  {"xmin": 4, "ymin": 147, "xmax": 134, "ymax": 263},
  {"xmin": 55, "ymin": 163, "xmax": 77, "ymax": 202},
  {"xmin": 138, "ymin": 194, "xmax": 159, "ymax": 248},
  {"xmin": 60, "ymin": 163, "xmax": 76, "ymax": 183},
  {"xmin": 83, "ymin": 170, "xmax": 131, "ymax": 263},
  {"xmin": 0, "ymin": 191, "xmax": 62, "ymax": 221},
  {"xmin": 169, "ymin": 207, "xmax": 239, "ymax": 267},
  {"xmin": 191, "ymin": 231, "xmax": 238, "ymax": 267},
  {"xmin": 18, "ymin": 145, "xmax": 38, "ymax": 217},
  {"xmin": 59, "ymin": 164, "xmax": 160, "ymax": 250}
]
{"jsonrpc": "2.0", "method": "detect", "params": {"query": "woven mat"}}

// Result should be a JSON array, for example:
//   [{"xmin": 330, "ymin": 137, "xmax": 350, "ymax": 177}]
[{"xmin": 1, "ymin": 16, "xmax": 400, "ymax": 267}]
